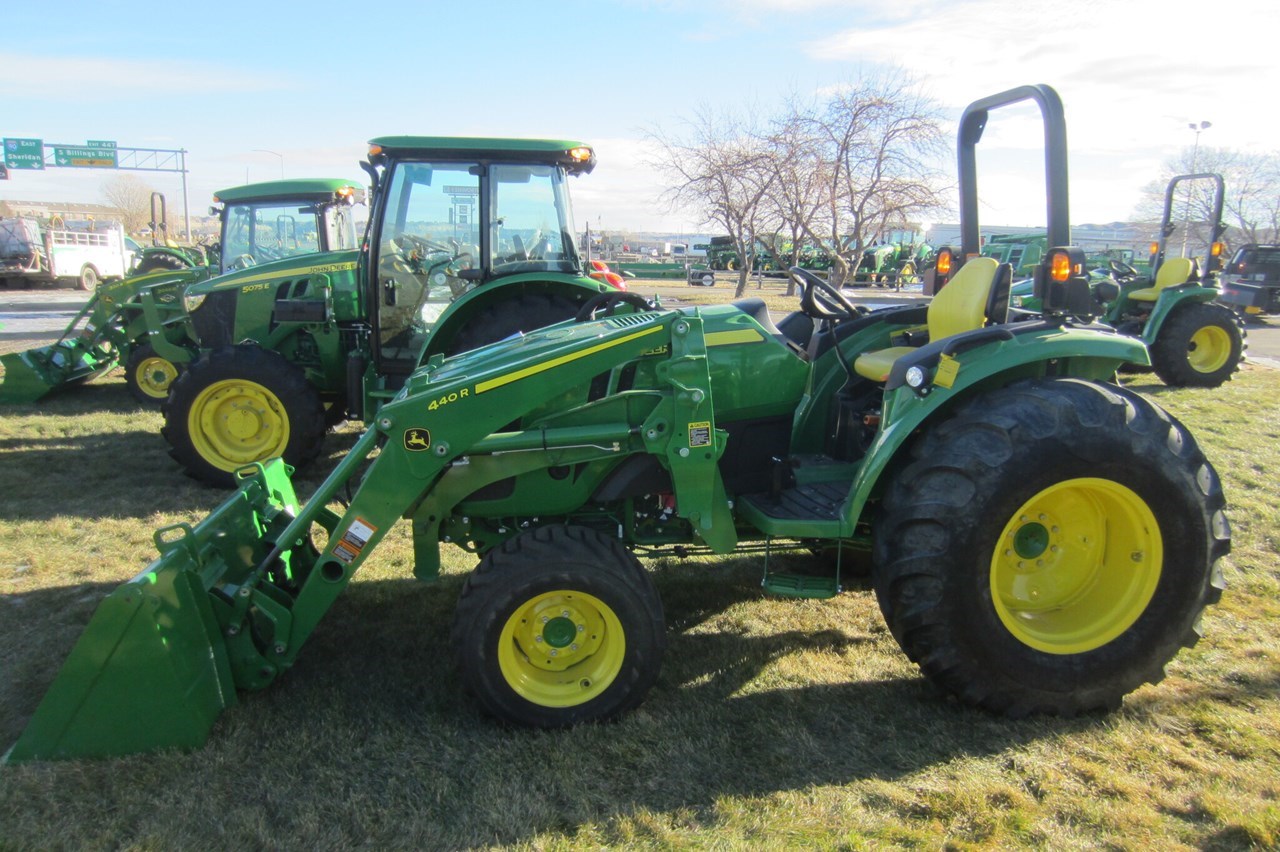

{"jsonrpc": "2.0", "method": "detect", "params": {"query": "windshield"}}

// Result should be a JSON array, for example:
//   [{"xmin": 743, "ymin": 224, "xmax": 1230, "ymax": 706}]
[
  {"xmin": 374, "ymin": 162, "xmax": 480, "ymax": 359},
  {"xmin": 489, "ymin": 163, "xmax": 579, "ymax": 277},
  {"xmin": 220, "ymin": 202, "xmax": 325, "ymax": 272}
]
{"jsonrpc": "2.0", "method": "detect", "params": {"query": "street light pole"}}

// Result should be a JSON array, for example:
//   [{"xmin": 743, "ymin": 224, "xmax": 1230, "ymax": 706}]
[
  {"xmin": 1181, "ymin": 121, "xmax": 1211, "ymax": 257},
  {"xmin": 253, "ymin": 149, "xmax": 285, "ymax": 179}
]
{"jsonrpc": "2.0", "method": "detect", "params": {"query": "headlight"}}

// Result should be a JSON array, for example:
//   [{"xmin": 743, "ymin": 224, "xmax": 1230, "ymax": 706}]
[
  {"xmin": 183, "ymin": 292, "xmax": 206, "ymax": 312},
  {"xmin": 905, "ymin": 366, "xmax": 926, "ymax": 388}
]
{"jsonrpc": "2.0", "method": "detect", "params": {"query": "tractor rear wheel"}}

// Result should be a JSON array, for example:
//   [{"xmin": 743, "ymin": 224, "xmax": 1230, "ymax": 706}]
[
  {"xmin": 124, "ymin": 342, "xmax": 181, "ymax": 405},
  {"xmin": 874, "ymin": 378, "xmax": 1229, "ymax": 717},
  {"xmin": 136, "ymin": 252, "xmax": 188, "ymax": 274},
  {"xmin": 442, "ymin": 293, "xmax": 581, "ymax": 356},
  {"xmin": 162, "ymin": 345, "xmax": 326, "ymax": 487},
  {"xmin": 1150, "ymin": 302, "xmax": 1246, "ymax": 388},
  {"xmin": 451, "ymin": 525, "xmax": 666, "ymax": 728}
]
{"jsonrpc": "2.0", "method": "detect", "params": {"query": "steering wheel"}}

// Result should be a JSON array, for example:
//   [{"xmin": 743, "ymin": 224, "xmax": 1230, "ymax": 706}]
[
  {"xmin": 575, "ymin": 291, "xmax": 656, "ymax": 322},
  {"xmin": 790, "ymin": 266, "xmax": 864, "ymax": 320},
  {"xmin": 1108, "ymin": 259, "xmax": 1140, "ymax": 281}
]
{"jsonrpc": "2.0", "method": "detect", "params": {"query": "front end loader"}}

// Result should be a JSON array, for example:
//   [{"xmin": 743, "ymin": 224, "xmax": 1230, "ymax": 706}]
[
  {"xmin": 7, "ymin": 85, "xmax": 1230, "ymax": 762},
  {"xmin": 0, "ymin": 179, "xmax": 366, "ymax": 404}
]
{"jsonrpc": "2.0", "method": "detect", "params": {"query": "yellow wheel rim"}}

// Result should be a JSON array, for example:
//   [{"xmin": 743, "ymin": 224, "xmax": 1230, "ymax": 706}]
[
  {"xmin": 1187, "ymin": 324, "xmax": 1231, "ymax": 373},
  {"xmin": 187, "ymin": 378, "xmax": 290, "ymax": 472},
  {"xmin": 990, "ymin": 478, "xmax": 1162, "ymax": 654},
  {"xmin": 134, "ymin": 356, "xmax": 178, "ymax": 399},
  {"xmin": 498, "ymin": 590, "xmax": 625, "ymax": 707}
]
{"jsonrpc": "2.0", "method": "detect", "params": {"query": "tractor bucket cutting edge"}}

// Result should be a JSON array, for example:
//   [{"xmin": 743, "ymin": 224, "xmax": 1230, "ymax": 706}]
[{"xmin": 3, "ymin": 460, "xmax": 317, "ymax": 762}]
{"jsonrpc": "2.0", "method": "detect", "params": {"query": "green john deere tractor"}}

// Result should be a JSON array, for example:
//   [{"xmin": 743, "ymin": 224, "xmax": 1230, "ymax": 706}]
[
  {"xmin": 0, "ymin": 179, "xmax": 366, "ymax": 404},
  {"xmin": 7, "ymin": 85, "xmax": 1230, "ymax": 762},
  {"xmin": 161, "ymin": 137, "xmax": 620, "ymax": 486},
  {"xmin": 855, "ymin": 229, "xmax": 932, "ymax": 286},
  {"xmin": 1010, "ymin": 173, "xmax": 1246, "ymax": 387}
]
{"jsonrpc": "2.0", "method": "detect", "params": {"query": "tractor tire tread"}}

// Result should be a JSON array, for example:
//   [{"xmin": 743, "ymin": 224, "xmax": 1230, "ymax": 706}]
[{"xmin": 873, "ymin": 377, "xmax": 1228, "ymax": 718}]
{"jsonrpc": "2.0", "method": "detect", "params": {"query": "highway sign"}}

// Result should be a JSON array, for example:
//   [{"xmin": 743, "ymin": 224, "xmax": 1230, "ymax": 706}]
[
  {"xmin": 53, "ymin": 145, "xmax": 118, "ymax": 168},
  {"xmin": 3, "ymin": 138, "xmax": 45, "ymax": 170}
]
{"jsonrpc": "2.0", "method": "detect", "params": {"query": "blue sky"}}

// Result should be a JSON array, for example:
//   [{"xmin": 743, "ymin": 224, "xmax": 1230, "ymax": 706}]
[{"xmin": 2, "ymin": 0, "xmax": 1276, "ymax": 234}]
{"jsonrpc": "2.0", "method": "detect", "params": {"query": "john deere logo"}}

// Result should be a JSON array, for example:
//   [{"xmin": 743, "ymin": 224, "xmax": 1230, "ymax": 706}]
[{"xmin": 403, "ymin": 428, "xmax": 432, "ymax": 452}]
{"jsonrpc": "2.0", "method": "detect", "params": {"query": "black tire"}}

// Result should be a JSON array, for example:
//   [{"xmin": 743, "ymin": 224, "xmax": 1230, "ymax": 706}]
[
  {"xmin": 874, "ymin": 377, "xmax": 1229, "ymax": 717},
  {"xmin": 162, "ymin": 345, "xmax": 326, "ymax": 487},
  {"xmin": 124, "ymin": 342, "xmax": 182, "ymax": 405},
  {"xmin": 451, "ymin": 525, "xmax": 666, "ymax": 728},
  {"xmin": 442, "ymin": 292, "xmax": 580, "ymax": 356},
  {"xmin": 77, "ymin": 264, "xmax": 99, "ymax": 291},
  {"xmin": 1149, "ymin": 302, "xmax": 1246, "ymax": 388},
  {"xmin": 136, "ymin": 253, "xmax": 188, "ymax": 274}
]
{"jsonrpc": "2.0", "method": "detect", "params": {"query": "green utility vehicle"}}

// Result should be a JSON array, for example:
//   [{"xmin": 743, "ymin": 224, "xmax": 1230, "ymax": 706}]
[
  {"xmin": 1009, "ymin": 173, "xmax": 1245, "ymax": 387},
  {"xmin": 128, "ymin": 193, "xmax": 212, "ymax": 275},
  {"xmin": 0, "ymin": 179, "xmax": 366, "ymax": 404},
  {"xmin": 161, "ymin": 137, "xmax": 619, "ymax": 486},
  {"xmin": 7, "ymin": 86, "xmax": 1230, "ymax": 762}
]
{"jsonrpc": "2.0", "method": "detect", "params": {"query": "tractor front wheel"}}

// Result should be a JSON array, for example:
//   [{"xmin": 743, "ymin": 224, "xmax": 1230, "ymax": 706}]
[
  {"xmin": 124, "ymin": 342, "xmax": 181, "ymax": 405},
  {"xmin": 442, "ymin": 293, "xmax": 581, "ymax": 356},
  {"xmin": 1150, "ymin": 302, "xmax": 1246, "ymax": 387},
  {"xmin": 451, "ymin": 525, "xmax": 666, "ymax": 728},
  {"xmin": 874, "ymin": 378, "xmax": 1229, "ymax": 717},
  {"xmin": 162, "ymin": 345, "xmax": 326, "ymax": 487}
]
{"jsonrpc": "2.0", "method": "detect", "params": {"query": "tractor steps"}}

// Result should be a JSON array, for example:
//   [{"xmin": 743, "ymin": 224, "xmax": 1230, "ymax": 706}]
[
  {"xmin": 761, "ymin": 571, "xmax": 840, "ymax": 599},
  {"xmin": 737, "ymin": 481, "xmax": 848, "ymax": 538}
]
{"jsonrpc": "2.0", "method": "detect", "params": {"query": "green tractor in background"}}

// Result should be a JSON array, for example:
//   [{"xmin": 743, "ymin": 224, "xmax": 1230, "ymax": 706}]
[
  {"xmin": 1009, "ymin": 173, "xmax": 1245, "ymax": 387},
  {"xmin": 980, "ymin": 232, "xmax": 1048, "ymax": 277},
  {"xmin": 0, "ymin": 179, "xmax": 366, "ymax": 404},
  {"xmin": 7, "ymin": 85, "xmax": 1230, "ymax": 762},
  {"xmin": 128, "ymin": 192, "xmax": 214, "ymax": 275},
  {"xmin": 161, "ymin": 137, "xmax": 621, "ymax": 486},
  {"xmin": 854, "ymin": 228, "xmax": 932, "ymax": 286}
]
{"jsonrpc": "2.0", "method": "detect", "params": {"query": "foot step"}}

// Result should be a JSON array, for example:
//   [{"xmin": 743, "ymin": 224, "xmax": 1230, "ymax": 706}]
[{"xmin": 762, "ymin": 571, "xmax": 840, "ymax": 599}]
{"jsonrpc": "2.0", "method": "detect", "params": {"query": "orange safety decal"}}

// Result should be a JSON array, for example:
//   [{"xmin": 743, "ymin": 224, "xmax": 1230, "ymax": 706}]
[{"xmin": 332, "ymin": 517, "xmax": 378, "ymax": 564}]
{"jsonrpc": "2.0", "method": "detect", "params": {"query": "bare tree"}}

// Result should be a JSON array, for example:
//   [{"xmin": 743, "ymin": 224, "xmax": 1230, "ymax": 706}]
[
  {"xmin": 760, "ymin": 105, "xmax": 833, "ymax": 296},
  {"xmin": 649, "ymin": 106, "xmax": 777, "ymax": 298},
  {"xmin": 799, "ymin": 76, "xmax": 949, "ymax": 286},
  {"xmin": 1132, "ymin": 147, "xmax": 1280, "ymax": 249},
  {"xmin": 100, "ymin": 174, "xmax": 158, "ymax": 235}
]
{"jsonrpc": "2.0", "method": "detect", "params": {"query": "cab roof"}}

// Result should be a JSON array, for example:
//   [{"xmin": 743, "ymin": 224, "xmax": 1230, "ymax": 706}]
[
  {"xmin": 213, "ymin": 179, "xmax": 365, "ymax": 204},
  {"xmin": 367, "ymin": 136, "xmax": 596, "ymax": 174}
]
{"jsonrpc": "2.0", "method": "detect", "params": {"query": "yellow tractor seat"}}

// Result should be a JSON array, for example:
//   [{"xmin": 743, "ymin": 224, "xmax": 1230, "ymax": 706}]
[
  {"xmin": 854, "ymin": 257, "xmax": 1004, "ymax": 382},
  {"xmin": 1127, "ymin": 257, "xmax": 1195, "ymax": 302}
]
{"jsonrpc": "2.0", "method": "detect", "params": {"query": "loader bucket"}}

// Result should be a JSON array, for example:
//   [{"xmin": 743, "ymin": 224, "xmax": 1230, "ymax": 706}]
[
  {"xmin": 5, "ymin": 463, "xmax": 304, "ymax": 762},
  {"xmin": 0, "ymin": 338, "xmax": 118, "ymax": 403}
]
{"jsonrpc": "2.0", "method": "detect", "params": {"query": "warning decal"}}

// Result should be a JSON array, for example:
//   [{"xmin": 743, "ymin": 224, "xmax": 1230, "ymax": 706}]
[
  {"xmin": 332, "ymin": 517, "xmax": 378, "ymax": 564},
  {"xmin": 688, "ymin": 421, "xmax": 712, "ymax": 448}
]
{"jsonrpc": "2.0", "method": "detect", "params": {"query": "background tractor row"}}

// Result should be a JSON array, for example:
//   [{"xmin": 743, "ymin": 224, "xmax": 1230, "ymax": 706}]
[
  {"xmin": 0, "ymin": 179, "xmax": 366, "ymax": 404},
  {"xmin": 7, "ymin": 85, "xmax": 1230, "ymax": 763},
  {"xmin": 1004, "ymin": 173, "xmax": 1246, "ymax": 388}
]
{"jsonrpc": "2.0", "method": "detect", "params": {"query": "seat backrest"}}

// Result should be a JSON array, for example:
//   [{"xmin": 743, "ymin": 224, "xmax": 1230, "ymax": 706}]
[
  {"xmin": 985, "ymin": 262, "xmax": 1013, "ymax": 324},
  {"xmin": 928, "ymin": 256, "xmax": 1000, "ymax": 339},
  {"xmin": 1154, "ymin": 257, "xmax": 1195, "ymax": 291}
]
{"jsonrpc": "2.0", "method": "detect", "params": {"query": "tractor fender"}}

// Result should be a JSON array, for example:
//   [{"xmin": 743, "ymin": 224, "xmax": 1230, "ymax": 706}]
[
  {"xmin": 1140, "ymin": 285, "xmax": 1220, "ymax": 346},
  {"xmin": 422, "ymin": 273, "xmax": 610, "ymax": 357},
  {"xmin": 840, "ymin": 323, "xmax": 1149, "ymax": 531}
]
